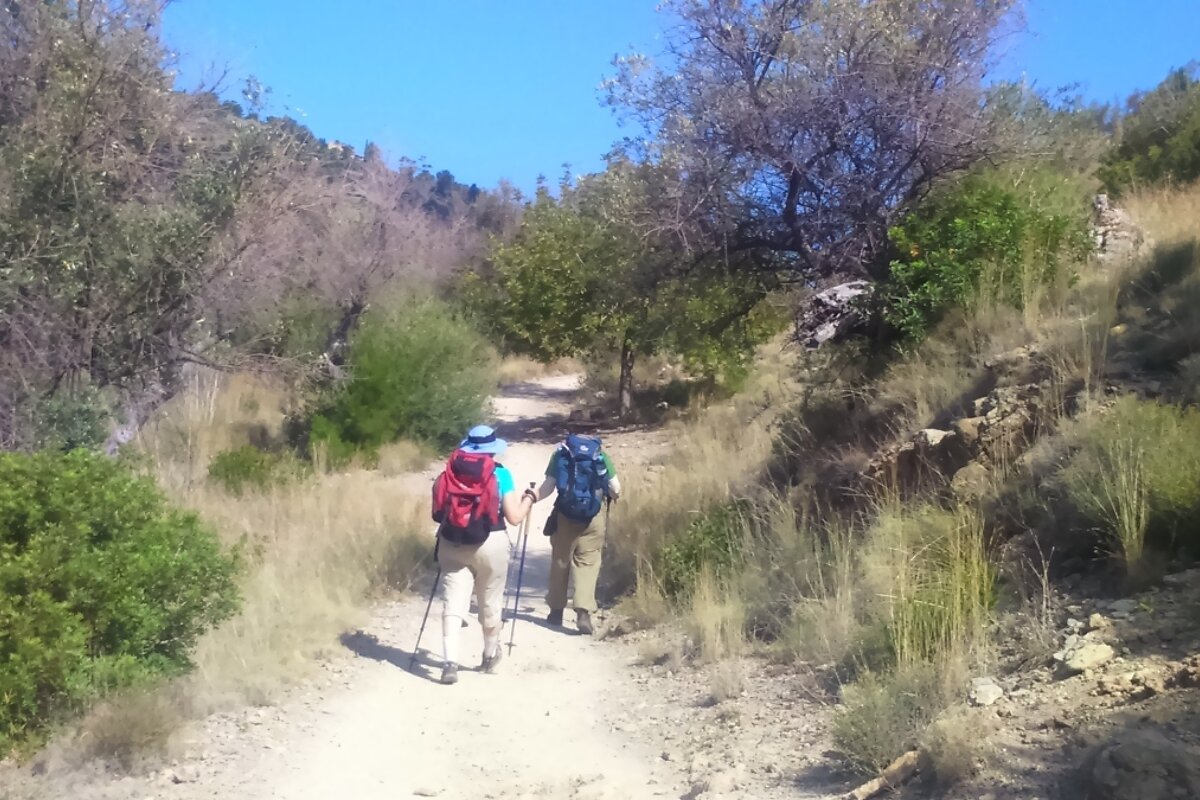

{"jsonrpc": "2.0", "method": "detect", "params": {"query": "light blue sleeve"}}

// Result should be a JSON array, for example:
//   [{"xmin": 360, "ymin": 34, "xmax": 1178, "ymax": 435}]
[{"xmin": 494, "ymin": 464, "xmax": 515, "ymax": 497}]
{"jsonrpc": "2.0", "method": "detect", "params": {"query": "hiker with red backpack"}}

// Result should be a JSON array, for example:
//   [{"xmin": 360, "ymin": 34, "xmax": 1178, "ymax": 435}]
[
  {"xmin": 525, "ymin": 433, "xmax": 621, "ymax": 635},
  {"xmin": 430, "ymin": 425, "xmax": 535, "ymax": 685}
]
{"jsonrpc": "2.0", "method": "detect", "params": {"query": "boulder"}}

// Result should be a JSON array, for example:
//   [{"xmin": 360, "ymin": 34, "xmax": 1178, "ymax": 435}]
[
  {"xmin": 1081, "ymin": 730, "xmax": 1200, "ymax": 800},
  {"xmin": 1056, "ymin": 640, "xmax": 1115, "ymax": 676},
  {"xmin": 797, "ymin": 280, "xmax": 872, "ymax": 348},
  {"xmin": 951, "ymin": 462, "xmax": 992, "ymax": 499},
  {"xmin": 951, "ymin": 416, "xmax": 986, "ymax": 448},
  {"xmin": 968, "ymin": 676, "xmax": 1004, "ymax": 707}
]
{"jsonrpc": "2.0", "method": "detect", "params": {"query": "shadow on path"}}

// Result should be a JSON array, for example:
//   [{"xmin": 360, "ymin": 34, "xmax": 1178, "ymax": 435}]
[{"xmin": 340, "ymin": 630, "xmax": 443, "ymax": 684}]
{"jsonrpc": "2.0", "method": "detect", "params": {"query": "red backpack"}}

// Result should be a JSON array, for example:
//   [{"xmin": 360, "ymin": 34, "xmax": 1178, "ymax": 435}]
[{"xmin": 431, "ymin": 450, "xmax": 500, "ymax": 545}]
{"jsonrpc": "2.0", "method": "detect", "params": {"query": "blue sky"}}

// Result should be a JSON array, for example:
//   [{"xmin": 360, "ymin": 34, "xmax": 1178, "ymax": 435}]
[{"xmin": 161, "ymin": 0, "xmax": 1199, "ymax": 194}]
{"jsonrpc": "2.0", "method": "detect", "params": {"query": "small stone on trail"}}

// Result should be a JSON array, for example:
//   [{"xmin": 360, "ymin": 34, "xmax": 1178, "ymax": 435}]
[
  {"xmin": 1057, "ymin": 640, "xmax": 1115, "ymax": 676},
  {"xmin": 413, "ymin": 789, "xmax": 441, "ymax": 798},
  {"xmin": 969, "ymin": 677, "xmax": 1004, "ymax": 707},
  {"xmin": 1089, "ymin": 613, "xmax": 1111, "ymax": 631},
  {"xmin": 1107, "ymin": 598, "xmax": 1138, "ymax": 617}
]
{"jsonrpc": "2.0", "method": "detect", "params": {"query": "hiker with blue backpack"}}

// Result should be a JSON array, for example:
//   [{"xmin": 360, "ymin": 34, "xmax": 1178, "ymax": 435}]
[
  {"xmin": 527, "ymin": 433, "xmax": 622, "ymax": 635},
  {"xmin": 428, "ymin": 425, "xmax": 536, "ymax": 685}
]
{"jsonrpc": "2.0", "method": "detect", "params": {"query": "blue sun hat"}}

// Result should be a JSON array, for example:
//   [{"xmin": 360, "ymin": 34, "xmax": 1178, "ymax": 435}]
[{"xmin": 459, "ymin": 424, "xmax": 507, "ymax": 456}]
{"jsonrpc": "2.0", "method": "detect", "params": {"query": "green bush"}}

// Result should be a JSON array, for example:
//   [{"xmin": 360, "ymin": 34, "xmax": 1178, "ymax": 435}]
[
  {"xmin": 207, "ymin": 445, "xmax": 306, "ymax": 496},
  {"xmin": 884, "ymin": 173, "xmax": 1090, "ymax": 337},
  {"xmin": 29, "ymin": 386, "xmax": 112, "ymax": 452},
  {"xmin": 657, "ymin": 500, "xmax": 751, "ymax": 599},
  {"xmin": 308, "ymin": 296, "xmax": 496, "ymax": 461},
  {"xmin": 0, "ymin": 451, "xmax": 240, "ymax": 748},
  {"xmin": 1099, "ymin": 65, "xmax": 1200, "ymax": 196},
  {"xmin": 1061, "ymin": 397, "xmax": 1200, "ymax": 573}
]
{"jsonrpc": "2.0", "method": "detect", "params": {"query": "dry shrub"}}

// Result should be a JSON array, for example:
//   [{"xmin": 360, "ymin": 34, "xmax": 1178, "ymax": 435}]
[
  {"xmin": 687, "ymin": 570, "xmax": 746, "ymax": 664},
  {"xmin": 832, "ymin": 658, "xmax": 967, "ymax": 777},
  {"xmin": 708, "ymin": 660, "xmax": 746, "ymax": 704},
  {"xmin": 186, "ymin": 474, "xmax": 429, "ymax": 706},
  {"xmin": 376, "ymin": 439, "xmax": 430, "ymax": 477},
  {"xmin": 69, "ymin": 688, "xmax": 187, "ymax": 770},
  {"xmin": 496, "ymin": 355, "xmax": 583, "ymax": 386},
  {"xmin": 922, "ymin": 707, "xmax": 995, "ymax": 788}
]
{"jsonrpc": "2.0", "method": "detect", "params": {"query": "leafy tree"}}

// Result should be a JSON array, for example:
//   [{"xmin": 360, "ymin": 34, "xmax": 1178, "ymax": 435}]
[
  {"xmin": 606, "ymin": 0, "xmax": 1013, "ymax": 285},
  {"xmin": 1099, "ymin": 63, "xmax": 1200, "ymax": 196},
  {"xmin": 477, "ymin": 166, "xmax": 778, "ymax": 416},
  {"xmin": 305, "ymin": 296, "xmax": 495, "ymax": 461},
  {"xmin": 883, "ymin": 171, "xmax": 1092, "ymax": 337}
]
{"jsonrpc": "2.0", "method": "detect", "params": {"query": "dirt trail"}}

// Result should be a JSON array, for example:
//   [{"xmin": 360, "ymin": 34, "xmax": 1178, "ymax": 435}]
[{"xmin": 172, "ymin": 375, "xmax": 686, "ymax": 800}]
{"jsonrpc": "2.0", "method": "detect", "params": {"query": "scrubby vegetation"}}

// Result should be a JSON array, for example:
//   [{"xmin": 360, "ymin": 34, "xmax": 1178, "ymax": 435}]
[
  {"xmin": 0, "ymin": 451, "xmax": 239, "ymax": 750},
  {"xmin": 4, "ymin": 0, "xmax": 1200, "ymax": 792}
]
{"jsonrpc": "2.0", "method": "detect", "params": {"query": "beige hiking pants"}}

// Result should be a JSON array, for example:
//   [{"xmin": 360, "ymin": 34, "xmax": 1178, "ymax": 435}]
[
  {"xmin": 438, "ymin": 531, "xmax": 509, "ymax": 631},
  {"xmin": 548, "ymin": 511, "xmax": 605, "ymax": 614}
]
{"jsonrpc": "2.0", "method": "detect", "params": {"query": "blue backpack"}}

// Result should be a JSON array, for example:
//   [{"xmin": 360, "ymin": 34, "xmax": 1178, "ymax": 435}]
[{"xmin": 553, "ymin": 434, "xmax": 610, "ymax": 523}]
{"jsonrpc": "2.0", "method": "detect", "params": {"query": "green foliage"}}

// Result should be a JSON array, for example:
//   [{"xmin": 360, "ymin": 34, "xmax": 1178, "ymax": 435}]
[
  {"xmin": 1061, "ymin": 397, "xmax": 1200, "ymax": 568},
  {"xmin": 1099, "ymin": 64, "xmax": 1200, "ymax": 196},
  {"xmin": 476, "ymin": 168, "xmax": 777, "ymax": 396},
  {"xmin": 0, "ymin": 451, "xmax": 240, "ymax": 748},
  {"xmin": 207, "ymin": 446, "xmax": 306, "ymax": 496},
  {"xmin": 308, "ymin": 297, "xmax": 495, "ymax": 461},
  {"xmin": 29, "ymin": 385, "xmax": 112, "ymax": 452},
  {"xmin": 883, "ymin": 172, "xmax": 1090, "ymax": 337},
  {"xmin": 658, "ymin": 500, "xmax": 750, "ymax": 599}
]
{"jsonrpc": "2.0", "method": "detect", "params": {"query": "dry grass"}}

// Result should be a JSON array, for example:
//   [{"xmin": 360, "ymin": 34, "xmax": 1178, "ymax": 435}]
[
  {"xmin": 604, "ymin": 394, "xmax": 778, "ymax": 599},
  {"xmin": 922, "ymin": 707, "xmax": 995, "ymax": 788},
  {"xmin": 1124, "ymin": 181, "xmax": 1200, "ymax": 243},
  {"xmin": 496, "ymin": 355, "xmax": 583, "ymax": 386},
  {"xmin": 708, "ymin": 660, "xmax": 747, "ymax": 704},
  {"xmin": 376, "ymin": 439, "xmax": 432, "ymax": 476},
  {"xmin": 68, "ymin": 371, "xmax": 433, "ymax": 757},
  {"xmin": 687, "ymin": 570, "xmax": 746, "ymax": 664}
]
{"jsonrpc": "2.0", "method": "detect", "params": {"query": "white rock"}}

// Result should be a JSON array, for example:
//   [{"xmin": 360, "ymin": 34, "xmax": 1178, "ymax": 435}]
[
  {"xmin": 969, "ymin": 677, "xmax": 1004, "ymax": 707},
  {"xmin": 1061, "ymin": 641, "xmax": 1116, "ymax": 675}
]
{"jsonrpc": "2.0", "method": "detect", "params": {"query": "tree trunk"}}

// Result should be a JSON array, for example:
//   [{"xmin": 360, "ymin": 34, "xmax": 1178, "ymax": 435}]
[{"xmin": 618, "ymin": 338, "xmax": 635, "ymax": 419}]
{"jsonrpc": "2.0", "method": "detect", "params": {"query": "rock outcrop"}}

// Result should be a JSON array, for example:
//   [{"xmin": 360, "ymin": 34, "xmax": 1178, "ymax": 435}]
[
  {"xmin": 1080, "ymin": 730, "xmax": 1200, "ymax": 800},
  {"xmin": 796, "ymin": 281, "xmax": 872, "ymax": 348}
]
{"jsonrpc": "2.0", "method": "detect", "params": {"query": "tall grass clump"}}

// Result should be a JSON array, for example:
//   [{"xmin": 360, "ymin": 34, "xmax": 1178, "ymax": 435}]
[
  {"xmin": 1061, "ymin": 396, "xmax": 1200, "ymax": 579},
  {"xmin": 862, "ymin": 503, "xmax": 994, "ymax": 667},
  {"xmin": 307, "ymin": 296, "xmax": 496, "ymax": 464},
  {"xmin": 604, "ymin": 364, "xmax": 783, "ymax": 603}
]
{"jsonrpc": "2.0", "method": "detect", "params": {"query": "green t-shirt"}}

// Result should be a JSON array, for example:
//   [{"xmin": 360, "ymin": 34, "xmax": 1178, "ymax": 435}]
[{"xmin": 545, "ymin": 449, "xmax": 617, "ymax": 478}]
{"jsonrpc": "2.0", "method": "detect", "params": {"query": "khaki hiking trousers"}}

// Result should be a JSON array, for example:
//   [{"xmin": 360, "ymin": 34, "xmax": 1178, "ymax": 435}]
[
  {"xmin": 438, "ymin": 531, "xmax": 509, "ymax": 631},
  {"xmin": 548, "ymin": 511, "xmax": 605, "ymax": 614}
]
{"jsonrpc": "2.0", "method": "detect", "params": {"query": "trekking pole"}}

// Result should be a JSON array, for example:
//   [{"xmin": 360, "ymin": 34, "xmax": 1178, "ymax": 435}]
[
  {"xmin": 506, "ymin": 484, "xmax": 535, "ymax": 655},
  {"xmin": 409, "ymin": 537, "xmax": 442, "ymax": 673}
]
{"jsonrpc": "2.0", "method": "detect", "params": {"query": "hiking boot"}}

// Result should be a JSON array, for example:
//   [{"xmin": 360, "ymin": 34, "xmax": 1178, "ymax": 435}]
[
  {"xmin": 481, "ymin": 648, "xmax": 503, "ymax": 674},
  {"xmin": 576, "ymin": 609, "xmax": 594, "ymax": 636},
  {"xmin": 440, "ymin": 663, "xmax": 459, "ymax": 685},
  {"xmin": 547, "ymin": 609, "xmax": 564, "ymax": 626}
]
